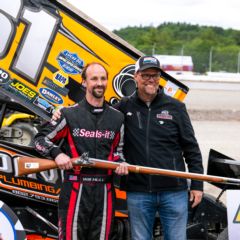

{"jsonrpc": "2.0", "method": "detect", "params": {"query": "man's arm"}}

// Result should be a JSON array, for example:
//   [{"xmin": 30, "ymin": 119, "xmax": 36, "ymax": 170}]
[
  {"xmin": 178, "ymin": 104, "xmax": 204, "ymax": 207},
  {"xmin": 179, "ymin": 104, "xmax": 204, "ymax": 183},
  {"xmin": 113, "ymin": 123, "xmax": 128, "ymax": 175},
  {"xmin": 34, "ymin": 115, "xmax": 73, "ymax": 170}
]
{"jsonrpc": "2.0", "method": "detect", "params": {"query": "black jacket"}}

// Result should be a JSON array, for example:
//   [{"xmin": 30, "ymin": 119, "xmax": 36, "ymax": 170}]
[
  {"xmin": 116, "ymin": 89, "xmax": 203, "ymax": 192},
  {"xmin": 35, "ymin": 98, "xmax": 125, "ymax": 176}
]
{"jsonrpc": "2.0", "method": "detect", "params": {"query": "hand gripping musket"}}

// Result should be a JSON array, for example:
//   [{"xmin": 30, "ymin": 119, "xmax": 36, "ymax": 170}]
[{"xmin": 15, "ymin": 153, "xmax": 240, "ymax": 185}]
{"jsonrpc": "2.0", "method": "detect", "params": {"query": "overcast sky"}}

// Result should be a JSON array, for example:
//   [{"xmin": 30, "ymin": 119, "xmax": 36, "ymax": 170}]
[{"xmin": 67, "ymin": 0, "xmax": 240, "ymax": 31}]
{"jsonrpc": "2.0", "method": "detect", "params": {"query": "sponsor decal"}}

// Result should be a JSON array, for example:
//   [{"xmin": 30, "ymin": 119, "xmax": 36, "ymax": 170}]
[
  {"xmin": 25, "ymin": 163, "xmax": 39, "ymax": 169},
  {"xmin": 53, "ymin": 70, "xmax": 69, "ymax": 87},
  {"xmin": 0, "ymin": 78, "xmax": 52, "ymax": 120},
  {"xmin": 0, "ymin": 174, "xmax": 60, "ymax": 194},
  {"xmin": 156, "ymin": 110, "xmax": 173, "ymax": 120},
  {"xmin": 35, "ymin": 142, "xmax": 47, "ymax": 152},
  {"xmin": 33, "ymin": 96, "xmax": 55, "ymax": 113},
  {"xmin": 39, "ymin": 87, "xmax": 63, "ymax": 104},
  {"xmin": 43, "ymin": 77, "xmax": 69, "ymax": 96},
  {"xmin": 7, "ymin": 79, "xmax": 37, "ymax": 100},
  {"xmin": 73, "ymin": 128, "xmax": 115, "ymax": 139},
  {"xmin": 57, "ymin": 50, "xmax": 84, "ymax": 74},
  {"xmin": 143, "ymin": 57, "xmax": 158, "ymax": 64},
  {"xmin": 0, "ymin": 68, "xmax": 10, "ymax": 84},
  {"xmin": 0, "ymin": 148, "xmax": 62, "ymax": 204},
  {"xmin": 164, "ymin": 81, "xmax": 178, "ymax": 97}
]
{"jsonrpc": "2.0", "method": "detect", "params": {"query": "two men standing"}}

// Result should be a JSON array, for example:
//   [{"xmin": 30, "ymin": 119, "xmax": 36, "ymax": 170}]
[{"xmin": 36, "ymin": 56, "xmax": 203, "ymax": 240}]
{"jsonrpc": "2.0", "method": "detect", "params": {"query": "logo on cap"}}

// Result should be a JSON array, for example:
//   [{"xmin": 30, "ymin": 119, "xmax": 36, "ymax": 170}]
[
  {"xmin": 135, "ymin": 56, "xmax": 161, "ymax": 72},
  {"xmin": 143, "ymin": 57, "xmax": 158, "ymax": 65}
]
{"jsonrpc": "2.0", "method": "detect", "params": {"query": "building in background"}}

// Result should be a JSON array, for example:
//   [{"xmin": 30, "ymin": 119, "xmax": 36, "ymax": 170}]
[{"xmin": 154, "ymin": 55, "xmax": 194, "ymax": 73}]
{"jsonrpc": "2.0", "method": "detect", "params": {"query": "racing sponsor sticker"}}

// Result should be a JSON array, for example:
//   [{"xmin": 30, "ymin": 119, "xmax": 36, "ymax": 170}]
[
  {"xmin": 164, "ymin": 81, "xmax": 178, "ymax": 97},
  {"xmin": 57, "ymin": 50, "xmax": 84, "ymax": 74},
  {"xmin": 0, "ymin": 78, "xmax": 52, "ymax": 120},
  {"xmin": 25, "ymin": 162, "xmax": 39, "ymax": 169},
  {"xmin": 43, "ymin": 77, "xmax": 69, "ymax": 96},
  {"xmin": 73, "ymin": 128, "xmax": 115, "ymax": 139},
  {"xmin": 39, "ymin": 87, "xmax": 63, "ymax": 104},
  {"xmin": 4, "ymin": 79, "xmax": 37, "ymax": 100},
  {"xmin": 53, "ymin": 70, "xmax": 69, "ymax": 87},
  {"xmin": 156, "ymin": 110, "xmax": 173, "ymax": 120},
  {"xmin": 33, "ymin": 96, "xmax": 55, "ymax": 114},
  {"xmin": 0, "ymin": 68, "xmax": 10, "ymax": 84}
]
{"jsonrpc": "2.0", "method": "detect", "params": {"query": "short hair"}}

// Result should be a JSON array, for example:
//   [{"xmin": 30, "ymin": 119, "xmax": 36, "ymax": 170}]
[{"xmin": 81, "ymin": 62, "xmax": 108, "ymax": 80}]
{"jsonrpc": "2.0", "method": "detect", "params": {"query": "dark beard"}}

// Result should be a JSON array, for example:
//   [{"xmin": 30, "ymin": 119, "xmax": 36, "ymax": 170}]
[{"xmin": 92, "ymin": 87, "xmax": 105, "ymax": 98}]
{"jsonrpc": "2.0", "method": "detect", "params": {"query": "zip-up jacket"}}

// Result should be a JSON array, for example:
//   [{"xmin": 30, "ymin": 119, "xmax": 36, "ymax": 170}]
[
  {"xmin": 35, "ymin": 98, "xmax": 125, "ymax": 176},
  {"xmin": 116, "ymin": 88, "xmax": 203, "ymax": 192},
  {"xmin": 34, "ymin": 98, "xmax": 125, "ymax": 239}
]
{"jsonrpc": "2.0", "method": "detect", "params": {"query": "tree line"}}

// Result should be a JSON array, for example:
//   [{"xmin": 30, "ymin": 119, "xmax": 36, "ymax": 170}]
[{"xmin": 114, "ymin": 23, "xmax": 240, "ymax": 73}]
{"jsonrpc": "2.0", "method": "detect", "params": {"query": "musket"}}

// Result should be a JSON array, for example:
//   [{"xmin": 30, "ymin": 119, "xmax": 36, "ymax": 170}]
[{"xmin": 15, "ymin": 152, "xmax": 240, "ymax": 185}]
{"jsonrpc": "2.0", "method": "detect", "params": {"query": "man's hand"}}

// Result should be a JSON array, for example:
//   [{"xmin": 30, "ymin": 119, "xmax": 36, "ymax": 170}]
[
  {"xmin": 52, "ymin": 108, "xmax": 62, "ymax": 121},
  {"xmin": 190, "ymin": 190, "xmax": 203, "ymax": 208},
  {"xmin": 115, "ymin": 162, "xmax": 128, "ymax": 175},
  {"xmin": 55, "ymin": 153, "xmax": 73, "ymax": 170}
]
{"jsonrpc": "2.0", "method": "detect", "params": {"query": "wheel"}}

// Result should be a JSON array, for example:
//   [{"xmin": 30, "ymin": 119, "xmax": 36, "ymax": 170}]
[
  {"xmin": 111, "ymin": 219, "xmax": 124, "ymax": 240},
  {"xmin": 123, "ymin": 219, "xmax": 131, "ymax": 240},
  {"xmin": 0, "ymin": 201, "xmax": 26, "ymax": 240},
  {"xmin": 11, "ymin": 122, "xmax": 37, "ymax": 147}
]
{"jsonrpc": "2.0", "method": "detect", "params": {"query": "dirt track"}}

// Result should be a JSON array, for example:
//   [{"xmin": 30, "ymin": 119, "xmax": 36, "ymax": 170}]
[
  {"xmin": 185, "ymin": 88, "xmax": 240, "ymax": 111},
  {"xmin": 184, "ymin": 88, "xmax": 240, "ymax": 204}
]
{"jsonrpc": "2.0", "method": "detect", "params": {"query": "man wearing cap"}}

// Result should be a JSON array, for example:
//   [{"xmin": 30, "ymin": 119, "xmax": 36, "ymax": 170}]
[
  {"xmin": 115, "ymin": 55, "xmax": 204, "ymax": 240},
  {"xmin": 52, "ymin": 56, "xmax": 204, "ymax": 240}
]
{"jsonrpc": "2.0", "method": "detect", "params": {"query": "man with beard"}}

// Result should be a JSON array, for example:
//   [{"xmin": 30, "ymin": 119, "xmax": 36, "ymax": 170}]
[
  {"xmin": 52, "ymin": 57, "xmax": 204, "ymax": 240},
  {"xmin": 115, "ymin": 56, "xmax": 203, "ymax": 240},
  {"xmin": 34, "ymin": 62, "xmax": 128, "ymax": 240}
]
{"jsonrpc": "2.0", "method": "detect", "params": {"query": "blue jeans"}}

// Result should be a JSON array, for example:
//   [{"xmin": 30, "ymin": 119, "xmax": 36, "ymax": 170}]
[{"xmin": 127, "ymin": 190, "xmax": 188, "ymax": 240}]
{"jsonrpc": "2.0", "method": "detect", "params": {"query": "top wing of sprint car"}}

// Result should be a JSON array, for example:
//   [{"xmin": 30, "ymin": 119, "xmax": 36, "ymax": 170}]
[{"xmin": 0, "ymin": 0, "xmax": 189, "ymax": 238}]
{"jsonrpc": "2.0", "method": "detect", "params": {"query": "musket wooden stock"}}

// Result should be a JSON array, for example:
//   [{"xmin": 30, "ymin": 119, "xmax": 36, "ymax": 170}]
[{"xmin": 15, "ymin": 156, "xmax": 240, "ymax": 185}]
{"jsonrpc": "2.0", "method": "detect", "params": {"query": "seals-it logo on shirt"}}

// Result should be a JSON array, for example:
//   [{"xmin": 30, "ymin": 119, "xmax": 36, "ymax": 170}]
[
  {"xmin": 73, "ymin": 128, "xmax": 115, "ymax": 140},
  {"xmin": 156, "ymin": 110, "xmax": 173, "ymax": 120}
]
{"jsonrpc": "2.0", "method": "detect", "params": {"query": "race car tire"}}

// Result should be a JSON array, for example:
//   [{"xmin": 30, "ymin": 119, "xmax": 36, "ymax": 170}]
[{"xmin": 0, "ymin": 200, "xmax": 26, "ymax": 240}]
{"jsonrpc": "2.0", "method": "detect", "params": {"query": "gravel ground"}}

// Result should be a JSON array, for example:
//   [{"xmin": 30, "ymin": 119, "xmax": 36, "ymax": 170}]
[
  {"xmin": 185, "ymin": 89, "xmax": 240, "ymax": 111},
  {"xmin": 192, "ymin": 120, "xmax": 240, "ymax": 204},
  {"xmin": 184, "ymin": 88, "xmax": 240, "ymax": 204}
]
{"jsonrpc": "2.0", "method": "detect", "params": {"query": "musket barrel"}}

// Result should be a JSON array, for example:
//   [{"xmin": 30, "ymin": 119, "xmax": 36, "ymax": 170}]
[
  {"xmin": 15, "ymin": 156, "xmax": 240, "ymax": 186},
  {"xmin": 88, "ymin": 157, "xmax": 240, "ymax": 185}
]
